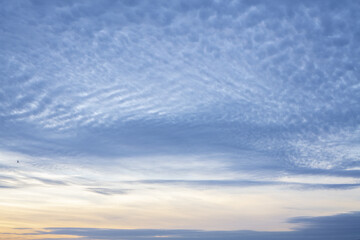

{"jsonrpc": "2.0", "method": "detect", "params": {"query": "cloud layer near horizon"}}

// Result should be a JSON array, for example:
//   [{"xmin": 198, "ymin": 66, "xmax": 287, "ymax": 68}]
[{"xmin": 5, "ymin": 212, "xmax": 360, "ymax": 240}]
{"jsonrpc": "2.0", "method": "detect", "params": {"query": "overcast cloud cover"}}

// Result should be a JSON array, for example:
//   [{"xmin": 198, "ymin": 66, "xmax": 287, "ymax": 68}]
[{"xmin": 1, "ymin": 0, "xmax": 360, "ymax": 239}]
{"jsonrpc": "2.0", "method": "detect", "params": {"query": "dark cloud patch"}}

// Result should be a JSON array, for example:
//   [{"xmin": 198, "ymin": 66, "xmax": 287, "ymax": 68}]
[{"xmin": 289, "ymin": 212, "xmax": 360, "ymax": 238}]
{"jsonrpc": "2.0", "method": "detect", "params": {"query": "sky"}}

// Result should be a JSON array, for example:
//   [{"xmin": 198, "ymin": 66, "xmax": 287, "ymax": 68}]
[{"xmin": 1, "ymin": 0, "xmax": 360, "ymax": 239}]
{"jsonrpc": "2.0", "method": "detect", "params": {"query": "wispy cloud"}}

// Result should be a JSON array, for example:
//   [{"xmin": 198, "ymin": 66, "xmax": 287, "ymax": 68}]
[{"xmin": 87, "ymin": 187, "xmax": 128, "ymax": 196}]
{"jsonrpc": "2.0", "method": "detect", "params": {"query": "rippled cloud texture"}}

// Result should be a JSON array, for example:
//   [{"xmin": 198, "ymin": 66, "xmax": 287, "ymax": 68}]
[{"xmin": 1, "ymin": 0, "xmax": 360, "ymax": 239}]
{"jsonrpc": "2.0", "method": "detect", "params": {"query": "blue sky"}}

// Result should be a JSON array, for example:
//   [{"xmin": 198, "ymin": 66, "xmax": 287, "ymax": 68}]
[{"xmin": 1, "ymin": 0, "xmax": 360, "ymax": 239}]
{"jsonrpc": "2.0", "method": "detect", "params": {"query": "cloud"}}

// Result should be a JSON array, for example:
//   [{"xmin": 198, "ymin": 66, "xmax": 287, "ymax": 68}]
[
  {"xmin": 1, "ymin": 0, "xmax": 359, "ymax": 169},
  {"xmin": 1, "ymin": 0, "xmax": 359, "ymax": 128},
  {"xmin": 127, "ymin": 179, "xmax": 360, "ymax": 190},
  {"xmin": 19, "ymin": 212, "xmax": 360, "ymax": 240},
  {"xmin": 1, "ymin": 0, "xmax": 360, "ymax": 235},
  {"xmin": 0, "ymin": 184, "xmax": 16, "ymax": 189},
  {"xmin": 289, "ymin": 211, "xmax": 360, "ymax": 237},
  {"xmin": 32, "ymin": 177, "xmax": 68, "ymax": 186},
  {"xmin": 87, "ymin": 187, "xmax": 128, "ymax": 195}
]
